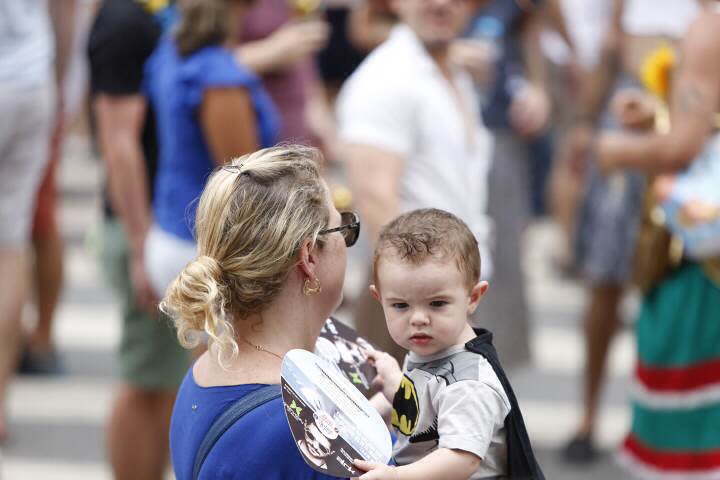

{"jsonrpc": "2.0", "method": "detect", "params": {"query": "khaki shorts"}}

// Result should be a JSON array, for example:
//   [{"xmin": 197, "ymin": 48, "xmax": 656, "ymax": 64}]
[
  {"xmin": 0, "ymin": 81, "xmax": 54, "ymax": 247},
  {"xmin": 100, "ymin": 220, "xmax": 189, "ymax": 390}
]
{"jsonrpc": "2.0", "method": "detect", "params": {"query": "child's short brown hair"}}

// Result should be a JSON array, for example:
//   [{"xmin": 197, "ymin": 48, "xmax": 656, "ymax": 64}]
[{"xmin": 373, "ymin": 208, "xmax": 481, "ymax": 290}]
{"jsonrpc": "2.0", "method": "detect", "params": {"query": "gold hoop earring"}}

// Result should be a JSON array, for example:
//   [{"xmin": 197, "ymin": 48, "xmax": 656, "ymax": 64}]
[{"xmin": 303, "ymin": 277, "xmax": 322, "ymax": 296}]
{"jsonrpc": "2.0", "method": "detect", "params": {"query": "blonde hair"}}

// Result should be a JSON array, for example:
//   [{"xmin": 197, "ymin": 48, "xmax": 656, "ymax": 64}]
[
  {"xmin": 175, "ymin": 0, "xmax": 250, "ymax": 57},
  {"xmin": 161, "ymin": 146, "xmax": 329, "ymax": 366},
  {"xmin": 373, "ymin": 208, "xmax": 481, "ymax": 290}
]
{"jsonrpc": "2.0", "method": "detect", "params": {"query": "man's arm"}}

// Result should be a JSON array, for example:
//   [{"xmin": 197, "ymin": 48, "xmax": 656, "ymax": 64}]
[
  {"xmin": 557, "ymin": 0, "xmax": 623, "ymax": 172},
  {"xmin": 575, "ymin": 0, "xmax": 624, "ymax": 124},
  {"xmin": 508, "ymin": 5, "xmax": 551, "ymax": 137},
  {"xmin": 94, "ymin": 94, "xmax": 157, "ymax": 308},
  {"xmin": 343, "ymin": 144, "xmax": 403, "ymax": 245},
  {"xmin": 47, "ymin": 0, "xmax": 77, "ymax": 89},
  {"xmin": 597, "ymin": 10, "xmax": 720, "ymax": 174},
  {"xmin": 543, "ymin": 0, "xmax": 574, "ymax": 53}
]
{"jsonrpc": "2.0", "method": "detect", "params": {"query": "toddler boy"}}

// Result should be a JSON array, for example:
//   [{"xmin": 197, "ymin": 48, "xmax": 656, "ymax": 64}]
[{"xmin": 355, "ymin": 209, "xmax": 543, "ymax": 480}]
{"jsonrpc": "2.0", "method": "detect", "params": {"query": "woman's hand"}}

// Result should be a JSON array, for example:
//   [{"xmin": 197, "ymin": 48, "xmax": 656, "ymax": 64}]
[
  {"xmin": 610, "ymin": 89, "xmax": 657, "ymax": 131},
  {"xmin": 353, "ymin": 459, "xmax": 399, "ymax": 480},
  {"xmin": 365, "ymin": 348, "xmax": 402, "ymax": 403}
]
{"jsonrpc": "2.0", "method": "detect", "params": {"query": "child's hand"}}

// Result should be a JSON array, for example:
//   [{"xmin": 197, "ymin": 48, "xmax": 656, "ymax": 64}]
[
  {"xmin": 365, "ymin": 348, "xmax": 402, "ymax": 403},
  {"xmin": 353, "ymin": 459, "xmax": 399, "ymax": 480}
]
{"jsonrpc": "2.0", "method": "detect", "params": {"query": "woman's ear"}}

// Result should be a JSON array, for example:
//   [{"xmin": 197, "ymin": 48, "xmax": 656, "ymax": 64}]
[
  {"xmin": 467, "ymin": 281, "xmax": 489, "ymax": 314},
  {"xmin": 297, "ymin": 238, "xmax": 318, "ymax": 280}
]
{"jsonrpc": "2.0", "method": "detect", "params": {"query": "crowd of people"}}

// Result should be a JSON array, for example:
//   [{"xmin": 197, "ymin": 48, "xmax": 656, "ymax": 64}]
[{"xmin": 1, "ymin": 0, "xmax": 719, "ymax": 478}]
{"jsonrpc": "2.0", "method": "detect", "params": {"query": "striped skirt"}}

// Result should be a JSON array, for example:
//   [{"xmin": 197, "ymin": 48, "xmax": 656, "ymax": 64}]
[{"xmin": 619, "ymin": 263, "xmax": 720, "ymax": 479}]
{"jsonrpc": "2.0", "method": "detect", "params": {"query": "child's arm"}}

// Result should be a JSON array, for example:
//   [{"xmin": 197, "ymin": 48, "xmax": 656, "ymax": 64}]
[
  {"xmin": 353, "ymin": 448, "xmax": 480, "ymax": 480},
  {"xmin": 365, "ymin": 349, "xmax": 403, "ymax": 403},
  {"xmin": 369, "ymin": 391, "xmax": 393, "ymax": 423}
]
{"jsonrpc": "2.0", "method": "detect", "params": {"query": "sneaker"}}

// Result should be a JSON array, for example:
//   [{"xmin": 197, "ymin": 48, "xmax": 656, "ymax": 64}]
[{"xmin": 562, "ymin": 434, "xmax": 599, "ymax": 464}]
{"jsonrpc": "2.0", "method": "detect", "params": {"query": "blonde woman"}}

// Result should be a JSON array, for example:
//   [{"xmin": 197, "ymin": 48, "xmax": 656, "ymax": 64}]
[{"xmin": 163, "ymin": 146, "xmax": 360, "ymax": 479}]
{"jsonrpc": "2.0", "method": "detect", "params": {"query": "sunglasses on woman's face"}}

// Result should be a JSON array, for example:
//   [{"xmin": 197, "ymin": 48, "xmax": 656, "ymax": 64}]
[{"xmin": 318, "ymin": 211, "xmax": 360, "ymax": 247}]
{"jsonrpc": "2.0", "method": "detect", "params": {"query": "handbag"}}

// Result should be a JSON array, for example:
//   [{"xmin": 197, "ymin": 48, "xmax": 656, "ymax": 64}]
[
  {"xmin": 659, "ymin": 133, "xmax": 720, "ymax": 259},
  {"xmin": 632, "ymin": 182, "xmax": 683, "ymax": 293}
]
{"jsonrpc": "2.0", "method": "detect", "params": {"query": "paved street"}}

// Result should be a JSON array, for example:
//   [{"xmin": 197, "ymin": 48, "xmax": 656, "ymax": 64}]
[{"xmin": 1, "ymin": 135, "xmax": 633, "ymax": 479}]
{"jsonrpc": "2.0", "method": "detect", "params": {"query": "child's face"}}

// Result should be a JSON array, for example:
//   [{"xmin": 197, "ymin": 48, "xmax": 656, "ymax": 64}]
[{"xmin": 371, "ymin": 255, "xmax": 487, "ymax": 356}]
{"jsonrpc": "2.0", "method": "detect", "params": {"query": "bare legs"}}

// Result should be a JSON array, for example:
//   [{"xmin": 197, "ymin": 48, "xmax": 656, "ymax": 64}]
[
  {"xmin": 29, "ymin": 227, "xmax": 64, "ymax": 356},
  {"xmin": 565, "ymin": 283, "xmax": 623, "ymax": 461},
  {"xmin": 107, "ymin": 386, "xmax": 176, "ymax": 480},
  {"xmin": 27, "ymin": 126, "xmax": 64, "ymax": 361},
  {"xmin": 0, "ymin": 248, "xmax": 30, "ymax": 441}
]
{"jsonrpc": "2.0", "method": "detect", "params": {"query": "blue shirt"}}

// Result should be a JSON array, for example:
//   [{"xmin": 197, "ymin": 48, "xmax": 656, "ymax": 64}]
[
  {"xmin": 145, "ymin": 38, "xmax": 279, "ymax": 241},
  {"xmin": 170, "ymin": 368, "xmax": 342, "ymax": 480}
]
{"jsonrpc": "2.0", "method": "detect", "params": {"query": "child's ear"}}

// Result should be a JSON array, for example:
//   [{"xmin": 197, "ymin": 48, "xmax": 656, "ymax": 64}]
[
  {"xmin": 369, "ymin": 284, "xmax": 381, "ymax": 302},
  {"xmin": 467, "ymin": 281, "xmax": 489, "ymax": 314}
]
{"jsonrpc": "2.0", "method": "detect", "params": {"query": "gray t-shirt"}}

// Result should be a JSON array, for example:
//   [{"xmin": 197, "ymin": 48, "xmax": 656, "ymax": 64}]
[{"xmin": 391, "ymin": 344, "xmax": 511, "ymax": 479}]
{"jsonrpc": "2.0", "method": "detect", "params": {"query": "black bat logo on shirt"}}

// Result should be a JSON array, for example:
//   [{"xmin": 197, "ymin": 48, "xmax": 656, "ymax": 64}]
[{"xmin": 391, "ymin": 374, "xmax": 419, "ymax": 436}]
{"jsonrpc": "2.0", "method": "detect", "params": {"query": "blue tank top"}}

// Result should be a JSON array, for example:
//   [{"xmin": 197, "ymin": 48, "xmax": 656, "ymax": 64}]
[
  {"xmin": 145, "ymin": 38, "xmax": 279, "ymax": 241},
  {"xmin": 170, "ymin": 367, "xmax": 341, "ymax": 479}
]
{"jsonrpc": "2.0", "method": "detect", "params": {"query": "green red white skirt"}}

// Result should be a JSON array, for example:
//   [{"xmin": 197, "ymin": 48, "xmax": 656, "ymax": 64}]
[{"xmin": 618, "ymin": 263, "xmax": 720, "ymax": 479}]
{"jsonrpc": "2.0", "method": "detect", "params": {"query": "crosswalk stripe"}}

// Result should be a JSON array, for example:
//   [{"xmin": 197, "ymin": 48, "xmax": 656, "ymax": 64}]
[
  {"xmin": 54, "ymin": 304, "xmax": 121, "ymax": 351},
  {"xmin": 2, "ymin": 459, "xmax": 112, "ymax": 480},
  {"xmin": 7, "ymin": 374, "xmax": 631, "ymax": 450},
  {"xmin": 523, "ymin": 401, "xmax": 630, "ymax": 449},
  {"xmin": 8, "ymin": 378, "xmax": 113, "ymax": 425},
  {"xmin": 532, "ymin": 326, "xmax": 634, "ymax": 376},
  {"xmin": 52, "ymin": 299, "xmax": 635, "ymax": 377}
]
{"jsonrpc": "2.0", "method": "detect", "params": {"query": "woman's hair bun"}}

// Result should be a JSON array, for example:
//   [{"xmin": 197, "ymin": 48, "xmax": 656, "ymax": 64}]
[{"xmin": 162, "ymin": 254, "xmax": 234, "ymax": 360}]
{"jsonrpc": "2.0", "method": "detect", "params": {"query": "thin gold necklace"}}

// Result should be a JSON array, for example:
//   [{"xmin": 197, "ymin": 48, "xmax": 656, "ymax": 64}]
[{"xmin": 240, "ymin": 337, "xmax": 283, "ymax": 360}]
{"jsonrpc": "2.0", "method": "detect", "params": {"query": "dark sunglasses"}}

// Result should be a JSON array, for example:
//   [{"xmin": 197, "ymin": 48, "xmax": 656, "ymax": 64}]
[{"xmin": 319, "ymin": 211, "xmax": 360, "ymax": 247}]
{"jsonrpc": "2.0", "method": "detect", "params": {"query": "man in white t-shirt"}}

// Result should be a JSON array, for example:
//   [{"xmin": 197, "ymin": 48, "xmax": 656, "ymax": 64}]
[{"xmin": 336, "ymin": 0, "xmax": 492, "ymax": 361}]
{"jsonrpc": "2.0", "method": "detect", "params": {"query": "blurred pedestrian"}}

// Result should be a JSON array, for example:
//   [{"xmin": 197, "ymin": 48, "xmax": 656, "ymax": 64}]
[
  {"xmin": 544, "ymin": 0, "xmax": 612, "ymax": 273},
  {"xmin": 594, "ymin": 3, "xmax": 720, "ymax": 475},
  {"xmin": 88, "ymin": 0, "xmax": 189, "ymax": 477},
  {"xmin": 19, "ymin": 0, "xmax": 78, "ymax": 375},
  {"xmin": 458, "ymin": 0, "xmax": 551, "ymax": 370},
  {"xmin": 0, "ymin": 0, "xmax": 75, "ymax": 442},
  {"xmin": 143, "ymin": 0, "xmax": 279, "ymax": 306},
  {"xmin": 163, "ymin": 146, "xmax": 356, "ymax": 479},
  {"xmin": 316, "ymin": 0, "xmax": 366, "ymax": 104},
  {"xmin": 337, "ymin": 0, "xmax": 493, "ymax": 362},
  {"xmin": 236, "ymin": 0, "xmax": 337, "ymax": 156},
  {"xmin": 563, "ymin": 0, "xmax": 702, "ymax": 462}
]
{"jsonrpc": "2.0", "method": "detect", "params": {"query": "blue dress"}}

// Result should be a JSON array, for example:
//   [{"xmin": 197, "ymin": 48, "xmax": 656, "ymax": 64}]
[
  {"xmin": 170, "ymin": 368, "xmax": 342, "ymax": 479},
  {"xmin": 144, "ymin": 38, "xmax": 279, "ymax": 242}
]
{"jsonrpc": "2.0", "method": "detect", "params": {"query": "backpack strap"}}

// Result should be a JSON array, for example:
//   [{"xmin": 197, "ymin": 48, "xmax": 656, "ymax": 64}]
[
  {"xmin": 192, "ymin": 384, "xmax": 281, "ymax": 480},
  {"xmin": 465, "ymin": 329, "xmax": 545, "ymax": 480}
]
